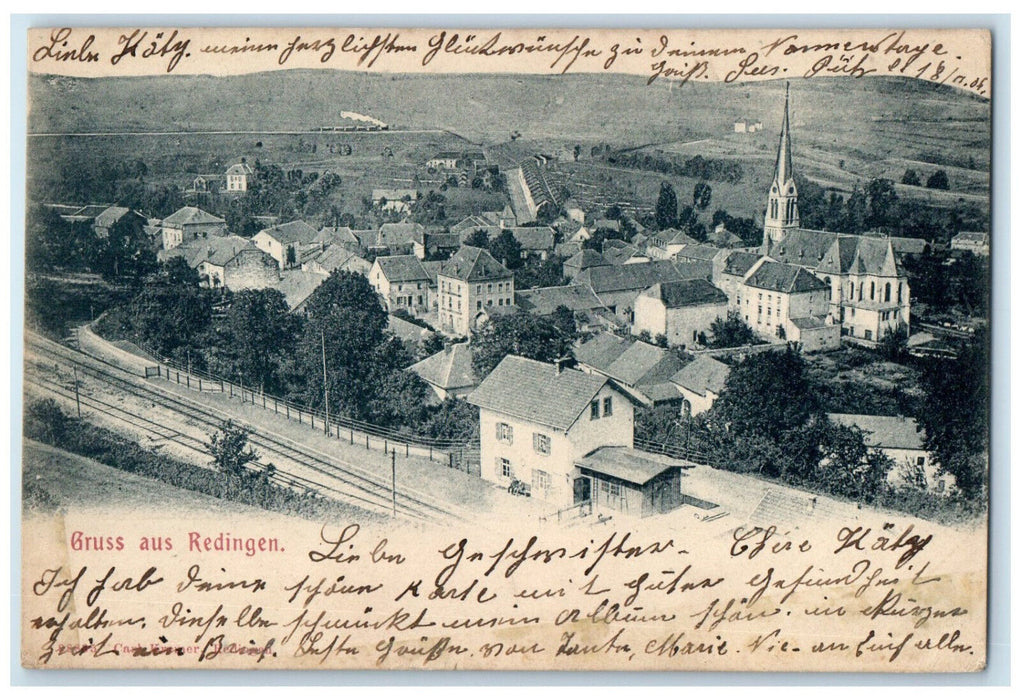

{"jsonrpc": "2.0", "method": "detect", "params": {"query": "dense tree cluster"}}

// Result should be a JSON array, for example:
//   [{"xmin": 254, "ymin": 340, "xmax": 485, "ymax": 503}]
[
  {"xmin": 797, "ymin": 177, "xmax": 986, "ymax": 243},
  {"xmin": 608, "ymin": 152, "xmax": 744, "ymax": 184}
]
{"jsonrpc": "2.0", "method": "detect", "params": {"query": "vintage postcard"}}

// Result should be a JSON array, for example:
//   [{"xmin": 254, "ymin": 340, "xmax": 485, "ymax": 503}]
[{"xmin": 20, "ymin": 25, "xmax": 991, "ymax": 671}]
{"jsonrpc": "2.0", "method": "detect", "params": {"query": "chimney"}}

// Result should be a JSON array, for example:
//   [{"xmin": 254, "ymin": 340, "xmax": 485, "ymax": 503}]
[{"xmin": 554, "ymin": 356, "xmax": 573, "ymax": 375}]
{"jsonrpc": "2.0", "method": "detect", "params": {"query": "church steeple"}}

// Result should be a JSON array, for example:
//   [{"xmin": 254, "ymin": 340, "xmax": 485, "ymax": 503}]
[{"xmin": 763, "ymin": 82, "xmax": 800, "ymax": 253}]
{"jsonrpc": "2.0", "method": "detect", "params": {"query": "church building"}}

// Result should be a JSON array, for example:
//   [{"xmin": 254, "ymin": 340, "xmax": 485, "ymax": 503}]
[{"xmin": 759, "ymin": 84, "xmax": 911, "ymax": 344}]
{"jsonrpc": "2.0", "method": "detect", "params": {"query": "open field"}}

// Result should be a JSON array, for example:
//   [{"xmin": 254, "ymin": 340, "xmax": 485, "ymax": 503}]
[{"xmin": 29, "ymin": 73, "xmax": 988, "ymax": 219}]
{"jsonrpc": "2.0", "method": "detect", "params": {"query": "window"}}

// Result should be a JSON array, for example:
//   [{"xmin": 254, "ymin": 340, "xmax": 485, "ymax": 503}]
[
  {"xmin": 590, "ymin": 400, "xmax": 600, "ymax": 420},
  {"xmin": 477, "ymin": 300, "xmax": 482, "ymax": 311},
  {"xmin": 916, "ymin": 456, "xmax": 926, "ymax": 467},
  {"xmin": 532, "ymin": 469, "xmax": 551, "ymax": 493},
  {"xmin": 885, "ymin": 282, "xmax": 891, "ymax": 303},
  {"xmin": 600, "ymin": 480, "xmax": 621, "ymax": 498},
  {"xmin": 498, "ymin": 298, "xmax": 504, "ymax": 306},
  {"xmin": 533, "ymin": 432, "xmax": 551, "ymax": 455},
  {"xmin": 496, "ymin": 422, "xmax": 513, "ymax": 444},
  {"xmin": 603, "ymin": 396, "xmax": 613, "ymax": 416},
  {"xmin": 499, "ymin": 458, "xmax": 513, "ymax": 479},
  {"xmin": 870, "ymin": 281, "xmax": 875, "ymax": 300}
]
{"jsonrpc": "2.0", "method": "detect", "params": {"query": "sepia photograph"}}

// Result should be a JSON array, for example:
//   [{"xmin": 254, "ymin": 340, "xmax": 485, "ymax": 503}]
[{"xmin": 17, "ymin": 24, "xmax": 994, "ymax": 673}]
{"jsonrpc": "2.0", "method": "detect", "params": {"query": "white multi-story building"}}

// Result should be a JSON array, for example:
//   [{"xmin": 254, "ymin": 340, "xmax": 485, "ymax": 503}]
[
  {"xmin": 467, "ymin": 355, "xmax": 686, "ymax": 517},
  {"xmin": 437, "ymin": 246, "xmax": 514, "ymax": 336}
]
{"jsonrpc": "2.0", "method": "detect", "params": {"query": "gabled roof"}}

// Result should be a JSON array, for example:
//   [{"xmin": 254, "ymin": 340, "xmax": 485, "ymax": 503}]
[
  {"xmin": 768, "ymin": 228, "xmax": 839, "ymax": 267},
  {"xmin": 316, "ymin": 226, "xmax": 361, "ymax": 247},
  {"xmin": 675, "ymin": 243, "xmax": 724, "ymax": 262},
  {"xmin": 466, "ymin": 355, "xmax": 609, "ymax": 432},
  {"xmin": 226, "ymin": 162, "xmax": 253, "ymax": 176},
  {"xmin": 162, "ymin": 206, "xmax": 225, "ymax": 227},
  {"xmin": 439, "ymin": 246, "xmax": 512, "ymax": 282},
  {"xmin": 423, "ymin": 232, "xmax": 462, "ymax": 250},
  {"xmin": 576, "ymin": 446, "xmax": 684, "ymax": 486},
  {"xmin": 575, "ymin": 333, "xmax": 684, "ymax": 388},
  {"xmin": 94, "ymin": 206, "xmax": 132, "ymax": 228},
  {"xmin": 196, "ymin": 235, "xmax": 260, "ymax": 267},
  {"xmin": 670, "ymin": 355, "xmax": 731, "ymax": 397},
  {"xmin": 507, "ymin": 227, "xmax": 555, "ymax": 251},
  {"xmin": 744, "ymin": 260, "xmax": 828, "ymax": 294},
  {"xmin": 849, "ymin": 238, "xmax": 899, "ymax": 277},
  {"xmin": 827, "ymin": 413, "xmax": 926, "ymax": 451},
  {"xmin": 276, "ymin": 269, "xmax": 328, "ymax": 310},
  {"xmin": 515, "ymin": 285, "xmax": 608, "ymax": 316},
  {"xmin": 388, "ymin": 314, "xmax": 433, "ymax": 344},
  {"xmin": 576, "ymin": 260, "xmax": 710, "ymax": 294},
  {"xmin": 790, "ymin": 315, "xmax": 829, "ymax": 330},
  {"xmin": 375, "ymin": 255, "xmax": 431, "ymax": 283},
  {"xmin": 565, "ymin": 249, "xmax": 609, "ymax": 270},
  {"xmin": 372, "ymin": 188, "xmax": 417, "ymax": 201},
  {"xmin": 257, "ymin": 220, "xmax": 319, "ymax": 245},
  {"xmin": 378, "ymin": 222, "xmax": 426, "ymax": 247},
  {"xmin": 723, "ymin": 251, "xmax": 763, "ymax": 277},
  {"xmin": 953, "ymin": 231, "xmax": 989, "ymax": 244},
  {"xmin": 641, "ymin": 279, "xmax": 729, "ymax": 308},
  {"xmin": 409, "ymin": 343, "xmax": 477, "ymax": 391},
  {"xmin": 601, "ymin": 244, "xmax": 641, "ymax": 266},
  {"xmin": 312, "ymin": 245, "xmax": 370, "ymax": 274}
]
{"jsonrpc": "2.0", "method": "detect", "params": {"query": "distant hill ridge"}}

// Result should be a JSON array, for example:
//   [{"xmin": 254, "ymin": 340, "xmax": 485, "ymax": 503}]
[{"xmin": 30, "ymin": 71, "xmax": 988, "ymax": 150}]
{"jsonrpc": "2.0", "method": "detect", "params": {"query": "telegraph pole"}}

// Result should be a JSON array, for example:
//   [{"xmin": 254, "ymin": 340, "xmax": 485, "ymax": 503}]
[
  {"xmin": 391, "ymin": 449, "xmax": 397, "ymax": 518},
  {"xmin": 321, "ymin": 328, "xmax": 329, "ymax": 435},
  {"xmin": 73, "ymin": 364, "xmax": 81, "ymax": 418}
]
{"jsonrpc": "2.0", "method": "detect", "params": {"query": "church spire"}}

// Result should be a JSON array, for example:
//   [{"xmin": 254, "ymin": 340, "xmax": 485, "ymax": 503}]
[
  {"xmin": 774, "ymin": 81, "xmax": 795, "ymax": 187},
  {"xmin": 763, "ymin": 82, "xmax": 800, "ymax": 253}
]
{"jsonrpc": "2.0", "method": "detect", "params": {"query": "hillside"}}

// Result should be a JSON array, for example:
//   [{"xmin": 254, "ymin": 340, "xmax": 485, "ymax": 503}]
[{"xmin": 27, "ymin": 71, "xmax": 990, "ymax": 219}]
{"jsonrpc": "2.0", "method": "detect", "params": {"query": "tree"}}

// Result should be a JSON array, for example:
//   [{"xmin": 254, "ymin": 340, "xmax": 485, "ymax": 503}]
[
  {"xmin": 208, "ymin": 420, "xmax": 259, "ymax": 478},
  {"xmin": 488, "ymin": 229, "xmax": 523, "ymax": 270},
  {"xmin": 655, "ymin": 182, "xmax": 679, "ymax": 229},
  {"xmin": 693, "ymin": 181, "xmax": 712, "ymax": 211},
  {"xmin": 916, "ymin": 329, "xmax": 989, "ymax": 499},
  {"xmin": 128, "ymin": 275, "xmax": 213, "ymax": 357},
  {"xmin": 472, "ymin": 313, "xmax": 574, "ymax": 378},
  {"xmin": 814, "ymin": 420, "xmax": 893, "ymax": 504},
  {"xmin": 420, "ymin": 398, "xmax": 480, "ymax": 443},
  {"xmin": 464, "ymin": 229, "xmax": 490, "ymax": 249},
  {"xmin": 708, "ymin": 311, "xmax": 757, "ymax": 349},
  {"xmin": 926, "ymin": 170, "xmax": 950, "ymax": 190},
  {"xmin": 865, "ymin": 178, "xmax": 899, "ymax": 231},
  {"xmin": 708, "ymin": 348, "xmax": 818, "ymax": 443},
  {"xmin": 902, "ymin": 169, "xmax": 921, "ymax": 186},
  {"xmin": 212, "ymin": 289, "xmax": 301, "ymax": 394}
]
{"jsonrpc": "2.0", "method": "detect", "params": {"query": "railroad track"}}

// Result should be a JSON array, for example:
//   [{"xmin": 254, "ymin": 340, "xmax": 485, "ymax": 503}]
[{"xmin": 25, "ymin": 332, "xmax": 471, "ymax": 524}]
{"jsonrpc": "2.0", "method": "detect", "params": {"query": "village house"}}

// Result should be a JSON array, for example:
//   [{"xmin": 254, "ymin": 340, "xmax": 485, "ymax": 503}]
[
  {"xmin": 563, "ymin": 249, "xmax": 611, "ymax": 281},
  {"xmin": 368, "ymin": 255, "xmax": 433, "ymax": 315},
  {"xmin": 252, "ymin": 220, "xmax": 320, "ymax": 269},
  {"xmin": 574, "ymin": 259, "xmax": 712, "ymax": 321},
  {"xmin": 160, "ymin": 206, "xmax": 227, "ymax": 251},
  {"xmin": 275, "ymin": 269, "xmax": 328, "ymax": 313},
  {"xmin": 372, "ymin": 188, "xmax": 418, "ymax": 215},
  {"xmin": 633, "ymin": 279, "xmax": 730, "ymax": 348},
  {"xmin": 514, "ymin": 284, "xmax": 615, "ymax": 333},
  {"xmin": 669, "ymin": 355, "xmax": 731, "ymax": 416},
  {"xmin": 437, "ymin": 246, "xmax": 514, "ymax": 336},
  {"xmin": 160, "ymin": 235, "xmax": 279, "ymax": 291},
  {"xmin": 377, "ymin": 222, "xmax": 426, "ymax": 255},
  {"xmin": 827, "ymin": 414, "xmax": 952, "ymax": 493},
  {"xmin": 408, "ymin": 342, "xmax": 478, "ymax": 401},
  {"xmin": 716, "ymin": 251, "xmax": 762, "ymax": 305},
  {"xmin": 92, "ymin": 206, "xmax": 147, "ymax": 241},
  {"xmin": 950, "ymin": 231, "xmax": 989, "ymax": 256},
  {"xmin": 739, "ymin": 259, "xmax": 840, "ymax": 352},
  {"xmin": 225, "ymin": 161, "xmax": 253, "ymax": 192},
  {"xmin": 314, "ymin": 226, "xmax": 363, "ymax": 254},
  {"xmin": 467, "ymin": 355, "xmax": 685, "ymax": 516},
  {"xmin": 574, "ymin": 333, "xmax": 686, "ymax": 406},
  {"xmin": 414, "ymin": 232, "xmax": 462, "ymax": 260},
  {"xmin": 302, "ymin": 244, "xmax": 371, "ymax": 277},
  {"xmin": 645, "ymin": 230, "xmax": 699, "ymax": 261}
]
